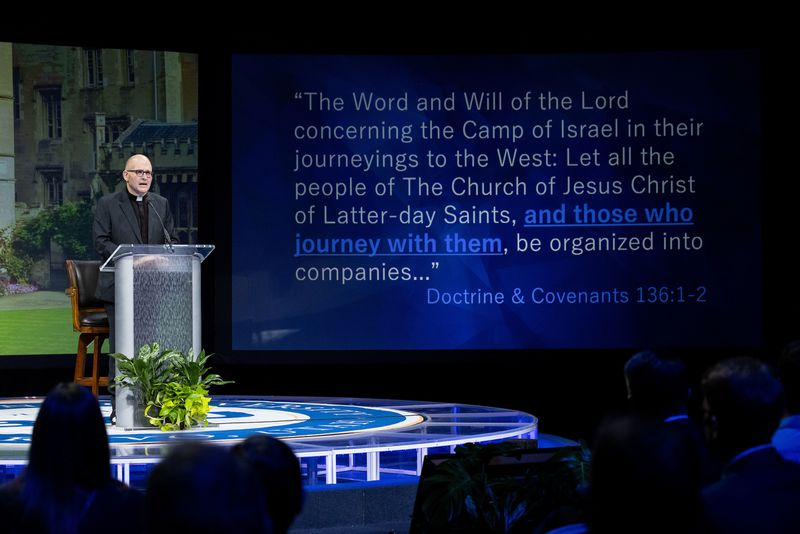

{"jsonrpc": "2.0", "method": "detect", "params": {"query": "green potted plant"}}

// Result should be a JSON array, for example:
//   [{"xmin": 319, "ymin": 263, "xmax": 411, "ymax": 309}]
[
  {"xmin": 410, "ymin": 440, "xmax": 590, "ymax": 533},
  {"xmin": 111, "ymin": 342, "xmax": 232, "ymax": 431}
]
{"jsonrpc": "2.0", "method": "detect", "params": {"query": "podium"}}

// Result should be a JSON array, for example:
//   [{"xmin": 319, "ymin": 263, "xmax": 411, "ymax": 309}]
[{"xmin": 100, "ymin": 244, "xmax": 214, "ymax": 428}]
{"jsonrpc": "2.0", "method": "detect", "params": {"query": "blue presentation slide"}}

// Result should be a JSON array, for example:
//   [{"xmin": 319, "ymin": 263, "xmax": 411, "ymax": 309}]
[{"xmin": 231, "ymin": 51, "xmax": 760, "ymax": 350}]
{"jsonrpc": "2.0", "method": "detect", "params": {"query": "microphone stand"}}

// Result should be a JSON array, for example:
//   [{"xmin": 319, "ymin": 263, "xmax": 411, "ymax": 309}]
[{"xmin": 148, "ymin": 200, "xmax": 175, "ymax": 252}]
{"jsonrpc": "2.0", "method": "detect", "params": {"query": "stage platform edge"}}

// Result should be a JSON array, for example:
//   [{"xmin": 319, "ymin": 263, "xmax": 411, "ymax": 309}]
[{"xmin": 1, "ymin": 395, "xmax": 555, "ymax": 487}]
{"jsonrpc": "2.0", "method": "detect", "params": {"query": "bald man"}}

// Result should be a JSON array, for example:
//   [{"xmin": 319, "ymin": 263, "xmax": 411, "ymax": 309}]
[{"xmin": 93, "ymin": 155, "xmax": 177, "ymax": 420}]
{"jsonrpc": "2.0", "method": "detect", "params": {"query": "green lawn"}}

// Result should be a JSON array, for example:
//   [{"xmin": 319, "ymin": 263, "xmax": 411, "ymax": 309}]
[{"xmin": 0, "ymin": 291, "xmax": 107, "ymax": 355}]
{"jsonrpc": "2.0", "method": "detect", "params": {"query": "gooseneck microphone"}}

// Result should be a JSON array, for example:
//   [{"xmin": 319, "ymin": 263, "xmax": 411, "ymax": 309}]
[{"xmin": 148, "ymin": 199, "xmax": 175, "ymax": 251}]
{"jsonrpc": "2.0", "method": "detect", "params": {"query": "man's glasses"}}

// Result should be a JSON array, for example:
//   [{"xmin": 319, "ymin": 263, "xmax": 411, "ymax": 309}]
[{"xmin": 126, "ymin": 169, "xmax": 153, "ymax": 177}]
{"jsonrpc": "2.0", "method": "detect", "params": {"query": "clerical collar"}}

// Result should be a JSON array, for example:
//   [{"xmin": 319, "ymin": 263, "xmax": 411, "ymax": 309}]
[{"xmin": 127, "ymin": 191, "xmax": 148, "ymax": 202}]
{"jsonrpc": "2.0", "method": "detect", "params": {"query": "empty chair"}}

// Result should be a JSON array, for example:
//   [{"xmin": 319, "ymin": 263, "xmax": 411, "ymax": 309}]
[{"xmin": 65, "ymin": 259, "xmax": 109, "ymax": 396}]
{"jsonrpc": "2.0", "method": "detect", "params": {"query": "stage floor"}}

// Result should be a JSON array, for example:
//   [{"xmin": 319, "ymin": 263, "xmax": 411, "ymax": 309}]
[{"xmin": 1, "ymin": 396, "xmax": 539, "ymax": 485}]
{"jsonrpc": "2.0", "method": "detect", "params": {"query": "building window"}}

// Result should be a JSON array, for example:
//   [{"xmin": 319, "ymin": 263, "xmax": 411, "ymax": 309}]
[
  {"xmin": 104, "ymin": 118, "xmax": 130, "ymax": 143},
  {"xmin": 125, "ymin": 49, "xmax": 136, "ymax": 84},
  {"xmin": 38, "ymin": 87, "xmax": 62, "ymax": 139},
  {"xmin": 85, "ymin": 48, "xmax": 104, "ymax": 88},
  {"xmin": 41, "ymin": 170, "xmax": 64, "ymax": 206},
  {"xmin": 13, "ymin": 67, "xmax": 21, "ymax": 121}
]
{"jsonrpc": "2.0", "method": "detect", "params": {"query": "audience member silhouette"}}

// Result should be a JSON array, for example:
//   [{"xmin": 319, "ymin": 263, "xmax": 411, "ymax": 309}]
[
  {"xmin": 624, "ymin": 350, "xmax": 689, "ymax": 419},
  {"xmin": 773, "ymin": 340, "xmax": 800, "ymax": 462},
  {"xmin": 145, "ymin": 441, "xmax": 270, "ymax": 534},
  {"xmin": 586, "ymin": 413, "xmax": 703, "ymax": 534},
  {"xmin": 0, "ymin": 382, "xmax": 143, "ymax": 534},
  {"xmin": 701, "ymin": 356, "xmax": 800, "ymax": 533},
  {"xmin": 624, "ymin": 350, "xmax": 719, "ymax": 485},
  {"xmin": 232, "ymin": 434, "xmax": 305, "ymax": 534}
]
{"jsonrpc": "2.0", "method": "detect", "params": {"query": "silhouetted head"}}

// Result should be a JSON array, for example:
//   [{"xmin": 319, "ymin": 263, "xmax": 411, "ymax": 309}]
[
  {"xmin": 233, "ymin": 434, "xmax": 304, "ymax": 534},
  {"xmin": 17, "ymin": 383, "xmax": 112, "ymax": 534},
  {"xmin": 27, "ymin": 382, "xmax": 111, "ymax": 490},
  {"xmin": 146, "ymin": 441, "xmax": 269, "ymax": 534},
  {"xmin": 702, "ymin": 356, "xmax": 784, "ymax": 459},
  {"xmin": 624, "ymin": 350, "xmax": 689, "ymax": 418}
]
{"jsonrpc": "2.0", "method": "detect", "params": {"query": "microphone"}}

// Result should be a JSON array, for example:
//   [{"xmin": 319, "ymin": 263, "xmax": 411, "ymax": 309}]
[{"xmin": 148, "ymin": 199, "xmax": 174, "ymax": 251}]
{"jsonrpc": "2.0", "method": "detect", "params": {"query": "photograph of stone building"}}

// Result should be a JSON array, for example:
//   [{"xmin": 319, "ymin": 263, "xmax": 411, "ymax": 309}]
[{"xmin": 0, "ymin": 41, "xmax": 198, "ymax": 355}]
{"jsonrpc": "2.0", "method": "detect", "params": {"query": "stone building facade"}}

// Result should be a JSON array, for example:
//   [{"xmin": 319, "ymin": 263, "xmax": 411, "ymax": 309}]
[
  {"xmin": 1, "ymin": 42, "xmax": 197, "ymax": 235},
  {"xmin": 0, "ymin": 42, "xmax": 198, "ymax": 286}
]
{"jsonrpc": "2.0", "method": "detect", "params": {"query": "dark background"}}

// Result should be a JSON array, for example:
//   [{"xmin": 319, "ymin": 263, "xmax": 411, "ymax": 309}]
[{"xmin": 1, "ymin": 16, "xmax": 793, "ymax": 443}]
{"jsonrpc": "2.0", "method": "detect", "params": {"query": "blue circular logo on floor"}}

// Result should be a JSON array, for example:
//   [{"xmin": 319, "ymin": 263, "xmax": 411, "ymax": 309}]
[{"xmin": 0, "ymin": 399, "xmax": 424, "ymax": 444}]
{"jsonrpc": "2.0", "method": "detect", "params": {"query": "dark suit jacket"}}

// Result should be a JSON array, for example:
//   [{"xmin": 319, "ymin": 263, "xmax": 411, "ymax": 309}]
[
  {"xmin": 702, "ymin": 446, "xmax": 800, "ymax": 533},
  {"xmin": 93, "ymin": 189, "xmax": 177, "ymax": 302},
  {"xmin": 665, "ymin": 416, "xmax": 722, "ymax": 486}
]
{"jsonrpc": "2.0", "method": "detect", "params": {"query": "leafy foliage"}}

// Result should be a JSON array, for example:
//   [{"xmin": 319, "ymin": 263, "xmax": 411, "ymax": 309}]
[
  {"xmin": 0, "ymin": 228, "xmax": 34, "ymax": 284},
  {"xmin": 171, "ymin": 349, "xmax": 231, "ymax": 390},
  {"xmin": 145, "ymin": 382, "xmax": 212, "ymax": 431},
  {"xmin": 412, "ymin": 441, "xmax": 590, "ymax": 533},
  {"xmin": 50, "ymin": 201, "xmax": 95, "ymax": 259},
  {"xmin": 9, "ymin": 209, "xmax": 53, "ymax": 260},
  {"xmin": 111, "ymin": 343, "xmax": 232, "ymax": 430},
  {"xmin": 0, "ymin": 201, "xmax": 94, "ymax": 285},
  {"xmin": 111, "ymin": 343, "xmax": 181, "ymax": 406}
]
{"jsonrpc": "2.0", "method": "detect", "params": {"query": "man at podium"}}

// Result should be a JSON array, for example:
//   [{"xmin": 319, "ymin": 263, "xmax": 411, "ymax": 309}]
[{"xmin": 93, "ymin": 154, "xmax": 178, "ymax": 421}]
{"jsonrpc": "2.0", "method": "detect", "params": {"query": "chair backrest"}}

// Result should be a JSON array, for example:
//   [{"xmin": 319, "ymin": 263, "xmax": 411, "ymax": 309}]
[{"xmin": 65, "ymin": 260, "xmax": 105, "ymax": 308}]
